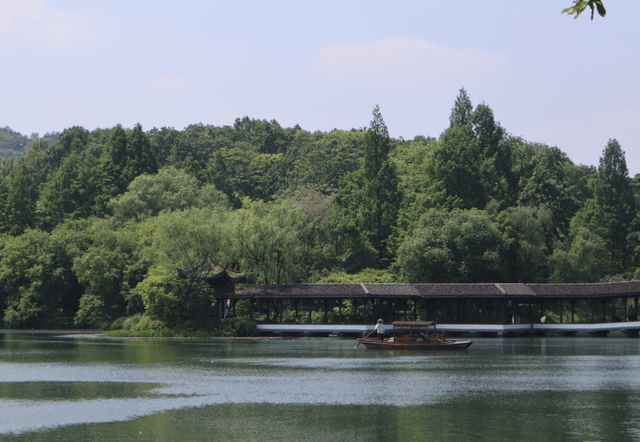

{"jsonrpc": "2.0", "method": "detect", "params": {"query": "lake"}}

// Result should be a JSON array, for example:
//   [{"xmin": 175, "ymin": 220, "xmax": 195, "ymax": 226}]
[{"xmin": 1, "ymin": 334, "xmax": 640, "ymax": 441}]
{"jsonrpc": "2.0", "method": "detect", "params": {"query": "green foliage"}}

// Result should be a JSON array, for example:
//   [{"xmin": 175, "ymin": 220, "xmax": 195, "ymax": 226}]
[
  {"xmin": 0, "ymin": 126, "xmax": 32, "ymax": 159},
  {"xmin": 1, "ymin": 163, "xmax": 38, "ymax": 235},
  {"xmin": 514, "ymin": 144, "xmax": 578, "ymax": 235},
  {"xmin": 318, "ymin": 268, "xmax": 396, "ymax": 283},
  {"xmin": 232, "ymin": 117, "xmax": 293, "ymax": 155},
  {"xmin": 497, "ymin": 206, "xmax": 553, "ymax": 282},
  {"xmin": 108, "ymin": 166, "xmax": 228, "ymax": 221},
  {"xmin": 72, "ymin": 219, "xmax": 148, "ymax": 327},
  {"xmin": 313, "ymin": 204, "xmax": 378, "ymax": 274},
  {"xmin": 418, "ymin": 92, "xmax": 510, "ymax": 219},
  {"xmin": 0, "ymin": 227, "xmax": 84, "ymax": 328},
  {"xmin": 449, "ymin": 87, "xmax": 473, "ymax": 128},
  {"xmin": 397, "ymin": 209, "xmax": 505, "ymax": 283},
  {"xmin": 134, "ymin": 266, "xmax": 212, "ymax": 328},
  {"xmin": 144, "ymin": 207, "xmax": 229, "ymax": 279},
  {"xmin": 285, "ymin": 129, "xmax": 364, "ymax": 194},
  {"xmin": 227, "ymin": 200, "xmax": 306, "ymax": 284},
  {"xmin": 38, "ymin": 153, "xmax": 100, "ymax": 228},
  {"xmin": 548, "ymin": 228, "xmax": 609, "ymax": 282},
  {"xmin": 562, "ymin": 0, "xmax": 606, "ymax": 20},
  {"xmin": 571, "ymin": 139, "xmax": 637, "ymax": 273},
  {"xmin": 334, "ymin": 105, "xmax": 401, "ymax": 266},
  {"xmin": 232, "ymin": 318, "xmax": 258, "ymax": 337}
]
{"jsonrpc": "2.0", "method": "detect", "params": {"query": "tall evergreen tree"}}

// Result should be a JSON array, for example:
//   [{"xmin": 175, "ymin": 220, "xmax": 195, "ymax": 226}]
[
  {"xmin": 126, "ymin": 123, "xmax": 158, "ymax": 180},
  {"xmin": 335, "ymin": 105, "xmax": 400, "ymax": 266},
  {"xmin": 572, "ymin": 139, "xmax": 637, "ymax": 273},
  {"xmin": 4, "ymin": 163, "xmax": 38, "ymax": 235},
  {"xmin": 449, "ymin": 87, "xmax": 473, "ymax": 128}
]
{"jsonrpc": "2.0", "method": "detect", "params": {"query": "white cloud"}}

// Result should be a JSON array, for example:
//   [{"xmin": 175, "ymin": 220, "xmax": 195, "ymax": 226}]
[
  {"xmin": 0, "ymin": 0, "xmax": 103, "ymax": 47},
  {"xmin": 312, "ymin": 37, "xmax": 507, "ymax": 84},
  {"xmin": 147, "ymin": 74, "xmax": 190, "ymax": 90}
]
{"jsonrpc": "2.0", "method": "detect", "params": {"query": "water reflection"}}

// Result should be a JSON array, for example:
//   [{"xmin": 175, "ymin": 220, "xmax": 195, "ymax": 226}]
[{"xmin": 1, "ymin": 334, "xmax": 640, "ymax": 441}]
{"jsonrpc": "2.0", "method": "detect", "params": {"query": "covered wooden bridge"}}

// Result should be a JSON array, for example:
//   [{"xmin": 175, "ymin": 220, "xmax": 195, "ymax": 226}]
[{"xmin": 213, "ymin": 281, "xmax": 640, "ymax": 326}]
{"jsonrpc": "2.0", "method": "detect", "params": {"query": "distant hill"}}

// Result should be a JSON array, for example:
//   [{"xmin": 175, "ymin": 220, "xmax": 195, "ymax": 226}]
[{"xmin": 0, "ymin": 126, "xmax": 60, "ymax": 160}]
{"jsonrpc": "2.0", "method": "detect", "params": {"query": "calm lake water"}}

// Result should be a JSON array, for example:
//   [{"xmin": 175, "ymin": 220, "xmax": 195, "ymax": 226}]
[{"xmin": 1, "ymin": 334, "xmax": 640, "ymax": 441}]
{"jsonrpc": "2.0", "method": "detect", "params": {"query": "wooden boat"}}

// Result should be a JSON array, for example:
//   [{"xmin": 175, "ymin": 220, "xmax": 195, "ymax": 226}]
[{"xmin": 356, "ymin": 321, "xmax": 472, "ymax": 350}]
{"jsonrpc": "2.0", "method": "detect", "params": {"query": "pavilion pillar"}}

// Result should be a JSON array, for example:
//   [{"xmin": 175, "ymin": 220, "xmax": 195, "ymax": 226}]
[
  {"xmin": 444, "ymin": 299, "xmax": 449, "ymax": 323},
  {"xmin": 612, "ymin": 299, "xmax": 617, "ymax": 323},
  {"xmin": 560, "ymin": 299, "xmax": 563, "ymax": 324},
  {"xmin": 266, "ymin": 300, "xmax": 270, "ymax": 322},
  {"xmin": 484, "ymin": 299, "xmax": 489, "ymax": 324},
  {"xmin": 353, "ymin": 299, "xmax": 358, "ymax": 324},
  {"xmin": 404, "ymin": 299, "xmax": 408, "ymax": 321},
  {"xmin": 602, "ymin": 299, "xmax": 607, "ymax": 323},
  {"xmin": 295, "ymin": 298, "xmax": 299, "ymax": 321},
  {"xmin": 338, "ymin": 299, "xmax": 342, "ymax": 324},
  {"xmin": 250, "ymin": 298, "xmax": 254, "ymax": 320},
  {"xmin": 571, "ymin": 299, "xmax": 575, "ymax": 324},
  {"xmin": 323, "ymin": 299, "xmax": 328, "ymax": 324},
  {"xmin": 474, "ymin": 300, "xmax": 478, "ymax": 324},
  {"xmin": 414, "ymin": 298, "xmax": 418, "ymax": 321},
  {"xmin": 624, "ymin": 297, "xmax": 628, "ymax": 322},
  {"xmin": 308, "ymin": 299, "xmax": 313, "ymax": 324},
  {"xmin": 363, "ymin": 298, "xmax": 368, "ymax": 325}
]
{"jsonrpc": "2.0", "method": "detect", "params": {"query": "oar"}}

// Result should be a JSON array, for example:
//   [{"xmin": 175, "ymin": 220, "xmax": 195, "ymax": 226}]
[{"xmin": 354, "ymin": 329, "xmax": 376, "ymax": 349}]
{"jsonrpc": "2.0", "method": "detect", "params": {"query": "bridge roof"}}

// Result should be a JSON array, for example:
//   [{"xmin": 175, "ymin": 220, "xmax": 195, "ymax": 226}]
[{"xmin": 226, "ymin": 281, "xmax": 640, "ymax": 299}]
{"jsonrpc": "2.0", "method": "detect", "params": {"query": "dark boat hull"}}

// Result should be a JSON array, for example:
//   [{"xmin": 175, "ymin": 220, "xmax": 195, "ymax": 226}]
[{"xmin": 356, "ymin": 338, "xmax": 472, "ymax": 350}]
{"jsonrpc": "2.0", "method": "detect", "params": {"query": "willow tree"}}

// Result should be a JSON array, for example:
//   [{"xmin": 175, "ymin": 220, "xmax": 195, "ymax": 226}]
[{"xmin": 227, "ymin": 200, "xmax": 306, "ymax": 284}]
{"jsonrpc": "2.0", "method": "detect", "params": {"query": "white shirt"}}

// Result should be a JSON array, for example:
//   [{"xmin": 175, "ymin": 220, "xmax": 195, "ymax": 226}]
[{"xmin": 375, "ymin": 323, "xmax": 385, "ymax": 333}]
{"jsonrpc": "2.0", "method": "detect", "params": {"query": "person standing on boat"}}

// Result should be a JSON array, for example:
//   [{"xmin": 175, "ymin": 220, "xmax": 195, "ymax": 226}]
[{"xmin": 375, "ymin": 319, "xmax": 385, "ymax": 341}]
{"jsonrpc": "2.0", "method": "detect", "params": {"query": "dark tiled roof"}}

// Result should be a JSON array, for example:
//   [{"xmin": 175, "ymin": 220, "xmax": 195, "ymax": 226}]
[
  {"xmin": 528, "ymin": 282, "xmax": 640, "ymax": 297},
  {"xmin": 496, "ymin": 283, "xmax": 536, "ymax": 296},
  {"xmin": 362, "ymin": 284, "xmax": 419, "ymax": 296},
  {"xmin": 412, "ymin": 283, "xmax": 503, "ymax": 297},
  {"xmin": 228, "ymin": 282, "xmax": 640, "ymax": 299},
  {"xmin": 233, "ymin": 283, "xmax": 366, "ymax": 298}
]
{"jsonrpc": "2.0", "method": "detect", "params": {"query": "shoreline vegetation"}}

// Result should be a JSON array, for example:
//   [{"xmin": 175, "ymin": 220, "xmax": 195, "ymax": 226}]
[{"xmin": 1, "ymin": 89, "xmax": 639, "ymax": 335}]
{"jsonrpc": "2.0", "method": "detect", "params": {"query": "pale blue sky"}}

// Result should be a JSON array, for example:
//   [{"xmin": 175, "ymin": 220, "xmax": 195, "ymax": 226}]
[{"xmin": 1, "ymin": 1, "xmax": 639, "ymax": 174}]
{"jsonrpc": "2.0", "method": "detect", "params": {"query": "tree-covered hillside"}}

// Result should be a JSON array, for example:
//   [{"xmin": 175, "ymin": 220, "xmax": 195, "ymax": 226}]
[{"xmin": 1, "ymin": 88, "xmax": 638, "ymax": 330}]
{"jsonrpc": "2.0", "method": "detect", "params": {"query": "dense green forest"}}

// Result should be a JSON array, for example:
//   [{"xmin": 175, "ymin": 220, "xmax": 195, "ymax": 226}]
[{"xmin": 1, "ymin": 88, "xmax": 639, "ymax": 332}]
